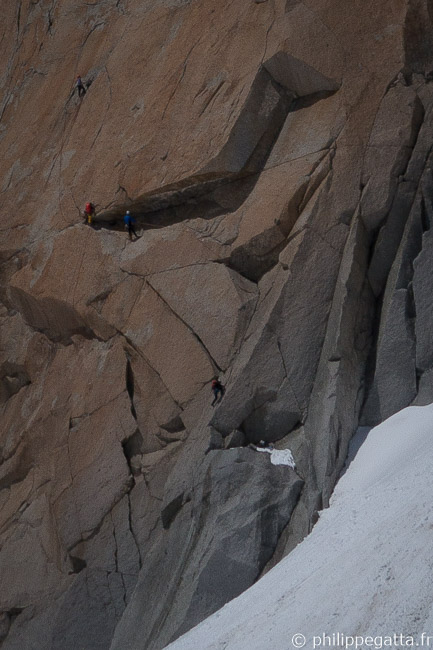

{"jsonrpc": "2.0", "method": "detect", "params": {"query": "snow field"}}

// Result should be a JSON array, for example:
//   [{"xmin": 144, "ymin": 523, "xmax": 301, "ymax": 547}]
[{"xmin": 166, "ymin": 405, "xmax": 433, "ymax": 650}]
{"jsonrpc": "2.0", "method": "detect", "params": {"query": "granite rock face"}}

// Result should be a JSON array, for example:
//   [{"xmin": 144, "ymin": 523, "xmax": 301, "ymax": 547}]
[
  {"xmin": 2, "ymin": 0, "xmax": 433, "ymax": 648},
  {"xmin": 111, "ymin": 447, "xmax": 302, "ymax": 650}
]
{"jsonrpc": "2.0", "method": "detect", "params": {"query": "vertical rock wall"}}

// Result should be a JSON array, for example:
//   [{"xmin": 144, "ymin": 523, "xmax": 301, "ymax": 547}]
[{"xmin": 1, "ymin": 0, "xmax": 433, "ymax": 648}]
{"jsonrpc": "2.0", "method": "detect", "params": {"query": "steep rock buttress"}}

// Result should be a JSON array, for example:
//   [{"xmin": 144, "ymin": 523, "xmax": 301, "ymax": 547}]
[{"xmin": 2, "ymin": 1, "xmax": 433, "ymax": 649}]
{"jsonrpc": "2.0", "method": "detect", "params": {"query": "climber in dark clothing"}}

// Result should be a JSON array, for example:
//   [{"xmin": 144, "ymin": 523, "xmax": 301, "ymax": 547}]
[
  {"xmin": 248, "ymin": 439, "xmax": 275, "ymax": 451},
  {"xmin": 256, "ymin": 440, "xmax": 274, "ymax": 449},
  {"xmin": 76, "ymin": 75, "xmax": 86, "ymax": 98},
  {"xmin": 124, "ymin": 211, "xmax": 139, "ymax": 241},
  {"xmin": 211, "ymin": 379, "xmax": 225, "ymax": 406}
]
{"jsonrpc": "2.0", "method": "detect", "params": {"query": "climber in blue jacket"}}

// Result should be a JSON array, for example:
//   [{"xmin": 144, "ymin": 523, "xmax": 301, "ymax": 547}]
[{"xmin": 124, "ymin": 211, "xmax": 139, "ymax": 241}]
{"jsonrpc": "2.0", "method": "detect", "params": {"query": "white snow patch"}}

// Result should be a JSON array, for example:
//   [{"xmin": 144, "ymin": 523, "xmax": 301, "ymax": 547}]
[
  {"xmin": 166, "ymin": 404, "xmax": 433, "ymax": 650},
  {"xmin": 255, "ymin": 446, "xmax": 296, "ymax": 468}
]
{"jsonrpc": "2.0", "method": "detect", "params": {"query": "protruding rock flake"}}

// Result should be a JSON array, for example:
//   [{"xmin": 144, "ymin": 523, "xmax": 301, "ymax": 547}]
[{"xmin": 1, "ymin": 0, "xmax": 433, "ymax": 648}]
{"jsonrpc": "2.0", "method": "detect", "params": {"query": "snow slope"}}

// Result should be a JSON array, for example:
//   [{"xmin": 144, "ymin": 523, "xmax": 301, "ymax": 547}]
[{"xmin": 166, "ymin": 405, "xmax": 433, "ymax": 650}]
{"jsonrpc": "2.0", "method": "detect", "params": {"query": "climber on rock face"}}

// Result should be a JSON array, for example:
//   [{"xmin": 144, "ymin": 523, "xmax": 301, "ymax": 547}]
[
  {"xmin": 253, "ymin": 439, "xmax": 274, "ymax": 450},
  {"xmin": 211, "ymin": 378, "xmax": 225, "ymax": 406},
  {"xmin": 124, "ymin": 210, "xmax": 139, "ymax": 241},
  {"xmin": 76, "ymin": 75, "xmax": 86, "ymax": 98},
  {"xmin": 84, "ymin": 201, "xmax": 95, "ymax": 225}
]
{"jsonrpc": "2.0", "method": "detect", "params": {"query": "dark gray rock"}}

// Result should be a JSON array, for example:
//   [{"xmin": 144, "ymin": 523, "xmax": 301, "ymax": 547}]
[
  {"xmin": 109, "ymin": 448, "xmax": 303, "ymax": 650},
  {"xmin": 242, "ymin": 378, "xmax": 301, "ymax": 442},
  {"xmin": 367, "ymin": 86, "xmax": 433, "ymax": 297},
  {"xmin": 302, "ymin": 216, "xmax": 373, "ymax": 502},
  {"xmin": 204, "ymin": 426, "xmax": 224, "ymax": 454},
  {"xmin": 202, "ymin": 68, "xmax": 293, "ymax": 176},
  {"xmin": 211, "ymin": 225, "xmax": 343, "ymax": 443},
  {"xmin": 362, "ymin": 288, "xmax": 417, "ymax": 424},
  {"xmin": 413, "ymin": 228, "xmax": 433, "ymax": 372},
  {"xmin": 362, "ymin": 182, "xmax": 425, "ymax": 425},
  {"xmin": 263, "ymin": 51, "xmax": 340, "ymax": 97},
  {"xmin": 360, "ymin": 89, "xmax": 433, "ymax": 424},
  {"xmin": 223, "ymin": 429, "xmax": 245, "ymax": 448},
  {"xmin": 2, "ymin": 570, "xmax": 126, "ymax": 650},
  {"xmin": 412, "ymin": 368, "xmax": 433, "ymax": 406},
  {"xmin": 360, "ymin": 85, "xmax": 423, "ymax": 233}
]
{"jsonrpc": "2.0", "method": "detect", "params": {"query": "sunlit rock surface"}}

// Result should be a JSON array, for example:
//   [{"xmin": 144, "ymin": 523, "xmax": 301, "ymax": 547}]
[{"xmin": 2, "ymin": 1, "xmax": 433, "ymax": 648}]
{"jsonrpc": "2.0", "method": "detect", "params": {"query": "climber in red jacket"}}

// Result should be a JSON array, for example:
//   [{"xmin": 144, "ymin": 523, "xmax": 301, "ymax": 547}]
[{"xmin": 84, "ymin": 201, "xmax": 95, "ymax": 225}]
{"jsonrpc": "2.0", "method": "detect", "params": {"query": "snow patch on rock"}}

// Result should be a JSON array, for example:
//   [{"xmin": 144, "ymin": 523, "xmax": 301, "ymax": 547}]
[{"xmin": 255, "ymin": 446, "xmax": 296, "ymax": 468}]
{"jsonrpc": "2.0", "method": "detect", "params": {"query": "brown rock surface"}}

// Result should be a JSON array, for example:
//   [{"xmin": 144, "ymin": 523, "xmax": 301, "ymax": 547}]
[{"xmin": 2, "ymin": 0, "xmax": 433, "ymax": 648}]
